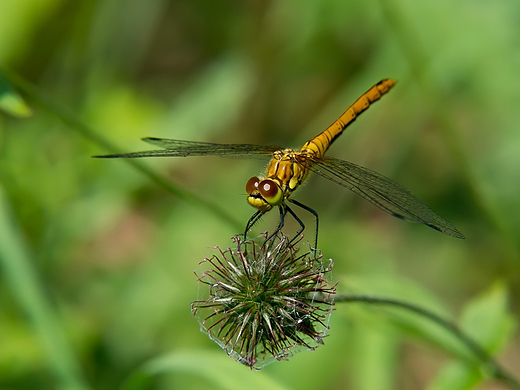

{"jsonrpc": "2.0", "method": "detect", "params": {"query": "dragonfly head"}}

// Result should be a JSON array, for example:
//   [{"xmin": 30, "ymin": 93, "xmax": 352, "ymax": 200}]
[{"xmin": 246, "ymin": 176, "xmax": 283, "ymax": 212}]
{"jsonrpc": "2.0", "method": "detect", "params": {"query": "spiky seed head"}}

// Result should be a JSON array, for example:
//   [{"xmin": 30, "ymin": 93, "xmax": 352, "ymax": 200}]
[{"xmin": 191, "ymin": 233, "xmax": 336, "ymax": 369}]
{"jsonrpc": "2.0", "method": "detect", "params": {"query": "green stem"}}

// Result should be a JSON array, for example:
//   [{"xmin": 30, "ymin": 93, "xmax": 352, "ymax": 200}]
[
  {"xmin": 335, "ymin": 294, "xmax": 520, "ymax": 390},
  {"xmin": 0, "ymin": 67, "xmax": 243, "ymax": 232}
]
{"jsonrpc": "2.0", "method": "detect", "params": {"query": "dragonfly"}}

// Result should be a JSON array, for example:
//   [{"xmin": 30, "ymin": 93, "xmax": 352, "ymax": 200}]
[{"xmin": 93, "ymin": 79, "xmax": 465, "ymax": 248}]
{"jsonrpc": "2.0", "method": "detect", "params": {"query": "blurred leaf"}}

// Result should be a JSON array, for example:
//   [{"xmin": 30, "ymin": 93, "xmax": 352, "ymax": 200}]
[
  {"xmin": 0, "ymin": 0, "xmax": 64, "ymax": 63},
  {"xmin": 349, "ymin": 326, "xmax": 398, "ymax": 390},
  {"xmin": 459, "ymin": 282, "xmax": 516, "ymax": 354},
  {"xmin": 122, "ymin": 350, "xmax": 289, "ymax": 390},
  {"xmin": 427, "ymin": 363, "xmax": 481, "ymax": 390},
  {"xmin": 157, "ymin": 55, "xmax": 254, "ymax": 140},
  {"xmin": 339, "ymin": 278, "xmax": 519, "ymax": 389},
  {"xmin": 0, "ymin": 71, "xmax": 32, "ymax": 117},
  {"xmin": 0, "ymin": 186, "xmax": 88, "ymax": 390},
  {"xmin": 341, "ymin": 274, "xmax": 474, "ymax": 360},
  {"xmin": 427, "ymin": 283, "xmax": 517, "ymax": 390},
  {"xmin": 337, "ymin": 273, "xmax": 518, "ymax": 371}
]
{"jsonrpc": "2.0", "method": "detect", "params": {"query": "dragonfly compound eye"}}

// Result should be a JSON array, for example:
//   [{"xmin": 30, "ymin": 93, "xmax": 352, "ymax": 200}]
[
  {"xmin": 246, "ymin": 176, "xmax": 260, "ymax": 193},
  {"xmin": 258, "ymin": 179, "xmax": 283, "ymax": 205}
]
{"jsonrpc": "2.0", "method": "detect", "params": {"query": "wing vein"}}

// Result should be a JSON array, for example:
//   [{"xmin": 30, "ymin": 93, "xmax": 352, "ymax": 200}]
[
  {"xmin": 93, "ymin": 137, "xmax": 281, "ymax": 159},
  {"xmin": 308, "ymin": 157, "xmax": 464, "ymax": 238}
]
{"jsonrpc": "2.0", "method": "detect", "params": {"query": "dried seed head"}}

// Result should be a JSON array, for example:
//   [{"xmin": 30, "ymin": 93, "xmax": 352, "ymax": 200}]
[{"xmin": 191, "ymin": 233, "xmax": 336, "ymax": 369}]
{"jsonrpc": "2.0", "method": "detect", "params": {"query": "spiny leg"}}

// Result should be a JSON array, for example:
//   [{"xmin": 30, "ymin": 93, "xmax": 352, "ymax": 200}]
[
  {"xmin": 288, "ymin": 198, "xmax": 319, "ymax": 256},
  {"xmin": 243, "ymin": 210, "xmax": 265, "ymax": 242},
  {"xmin": 240, "ymin": 210, "xmax": 265, "ymax": 255},
  {"xmin": 264, "ymin": 205, "xmax": 287, "ymax": 246},
  {"xmin": 284, "ymin": 203, "xmax": 306, "ymax": 245}
]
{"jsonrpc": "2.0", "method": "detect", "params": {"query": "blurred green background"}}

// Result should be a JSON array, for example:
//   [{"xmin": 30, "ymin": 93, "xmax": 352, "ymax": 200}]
[{"xmin": 1, "ymin": 0, "xmax": 519, "ymax": 389}]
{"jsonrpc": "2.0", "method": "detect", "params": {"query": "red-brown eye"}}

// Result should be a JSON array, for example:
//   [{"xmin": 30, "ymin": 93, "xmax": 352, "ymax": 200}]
[
  {"xmin": 246, "ymin": 176, "xmax": 260, "ymax": 193},
  {"xmin": 258, "ymin": 179, "xmax": 278, "ymax": 198},
  {"xmin": 254, "ymin": 179, "xmax": 283, "ymax": 206}
]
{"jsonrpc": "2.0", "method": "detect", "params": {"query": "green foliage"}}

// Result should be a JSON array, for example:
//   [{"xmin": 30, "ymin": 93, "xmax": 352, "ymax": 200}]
[
  {"xmin": 1, "ymin": 0, "xmax": 519, "ymax": 389},
  {"xmin": 0, "ymin": 73, "xmax": 32, "ymax": 117},
  {"xmin": 122, "ymin": 350, "xmax": 289, "ymax": 390},
  {"xmin": 428, "ymin": 283, "xmax": 516, "ymax": 390}
]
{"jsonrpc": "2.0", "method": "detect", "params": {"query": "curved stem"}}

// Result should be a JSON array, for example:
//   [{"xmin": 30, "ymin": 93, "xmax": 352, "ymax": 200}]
[
  {"xmin": 335, "ymin": 294, "xmax": 520, "ymax": 389},
  {"xmin": 0, "ymin": 67, "xmax": 243, "ymax": 232}
]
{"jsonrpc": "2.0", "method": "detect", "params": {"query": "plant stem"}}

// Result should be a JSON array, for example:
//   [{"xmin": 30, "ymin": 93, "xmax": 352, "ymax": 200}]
[
  {"xmin": 336, "ymin": 294, "xmax": 520, "ymax": 389},
  {"xmin": 0, "ymin": 67, "xmax": 243, "ymax": 232}
]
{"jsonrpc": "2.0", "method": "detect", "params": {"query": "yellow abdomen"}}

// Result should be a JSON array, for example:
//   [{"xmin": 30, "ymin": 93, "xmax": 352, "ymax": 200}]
[{"xmin": 302, "ymin": 79, "xmax": 396, "ymax": 158}]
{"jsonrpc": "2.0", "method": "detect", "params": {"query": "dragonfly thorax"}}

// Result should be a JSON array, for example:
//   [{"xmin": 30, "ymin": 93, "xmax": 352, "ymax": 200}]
[{"xmin": 269, "ymin": 149, "xmax": 312, "ymax": 194}]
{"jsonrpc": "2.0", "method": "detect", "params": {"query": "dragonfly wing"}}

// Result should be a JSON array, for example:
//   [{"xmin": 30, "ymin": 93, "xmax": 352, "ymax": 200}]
[
  {"xmin": 309, "ymin": 156, "xmax": 465, "ymax": 239},
  {"xmin": 93, "ymin": 138, "xmax": 281, "ymax": 158}
]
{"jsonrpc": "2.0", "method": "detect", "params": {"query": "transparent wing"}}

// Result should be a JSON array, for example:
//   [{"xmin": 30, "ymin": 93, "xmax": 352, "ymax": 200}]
[
  {"xmin": 308, "ymin": 156, "xmax": 465, "ymax": 239},
  {"xmin": 93, "ymin": 137, "xmax": 281, "ymax": 158}
]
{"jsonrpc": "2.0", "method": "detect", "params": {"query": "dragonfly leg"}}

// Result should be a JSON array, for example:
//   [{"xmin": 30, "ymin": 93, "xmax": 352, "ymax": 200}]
[
  {"xmin": 264, "ymin": 205, "xmax": 287, "ymax": 245},
  {"xmin": 284, "ymin": 203, "xmax": 305, "ymax": 244},
  {"xmin": 243, "ymin": 210, "xmax": 265, "ymax": 242},
  {"xmin": 288, "ymin": 198, "xmax": 319, "ymax": 256}
]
